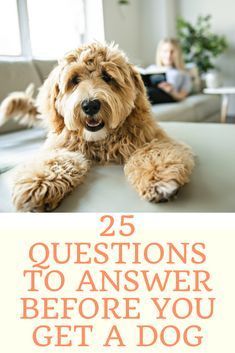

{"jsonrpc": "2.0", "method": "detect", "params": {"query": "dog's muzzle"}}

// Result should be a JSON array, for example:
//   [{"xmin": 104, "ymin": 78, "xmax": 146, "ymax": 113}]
[
  {"xmin": 82, "ymin": 99, "xmax": 104, "ymax": 132},
  {"xmin": 84, "ymin": 117, "xmax": 105, "ymax": 132}
]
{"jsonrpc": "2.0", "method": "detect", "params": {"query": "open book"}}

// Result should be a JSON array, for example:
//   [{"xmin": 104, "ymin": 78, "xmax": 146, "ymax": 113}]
[{"xmin": 137, "ymin": 65, "xmax": 167, "ymax": 88}]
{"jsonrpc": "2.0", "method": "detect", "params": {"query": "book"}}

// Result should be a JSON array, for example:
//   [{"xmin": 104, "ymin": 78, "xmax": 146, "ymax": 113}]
[{"xmin": 137, "ymin": 66, "xmax": 167, "ymax": 88}]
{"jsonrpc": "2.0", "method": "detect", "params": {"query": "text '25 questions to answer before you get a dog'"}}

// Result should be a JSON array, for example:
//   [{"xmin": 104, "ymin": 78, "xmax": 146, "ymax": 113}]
[{"xmin": 1, "ymin": 214, "xmax": 234, "ymax": 353}]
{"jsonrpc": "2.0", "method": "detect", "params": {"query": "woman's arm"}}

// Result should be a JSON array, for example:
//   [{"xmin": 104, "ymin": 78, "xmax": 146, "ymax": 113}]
[
  {"xmin": 158, "ymin": 82, "xmax": 188, "ymax": 101},
  {"xmin": 170, "ymin": 88, "xmax": 189, "ymax": 101}
]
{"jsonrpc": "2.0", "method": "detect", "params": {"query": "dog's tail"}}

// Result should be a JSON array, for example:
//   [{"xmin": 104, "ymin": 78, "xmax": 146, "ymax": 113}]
[{"xmin": 0, "ymin": 84, "xmax": 42, "ymax": 128}]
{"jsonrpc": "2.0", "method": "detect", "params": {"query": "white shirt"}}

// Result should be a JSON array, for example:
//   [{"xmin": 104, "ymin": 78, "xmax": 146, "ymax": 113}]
[{"xmin": 166, "ymin": 67, "xmax": 192, "ymax": 93}]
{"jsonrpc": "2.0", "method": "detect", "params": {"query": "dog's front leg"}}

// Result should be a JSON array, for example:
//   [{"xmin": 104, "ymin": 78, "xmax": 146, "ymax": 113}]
[
  {"xmin": 124, "ymin": 138, "xmax": 195, "ymax": 203},
  {"xmin": 12, "ymin": 149, "xmax": 90, "ymax": 212}
]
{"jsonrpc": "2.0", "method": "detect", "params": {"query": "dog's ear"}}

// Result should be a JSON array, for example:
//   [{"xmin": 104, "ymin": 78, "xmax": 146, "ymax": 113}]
[
  {"xmin": 128, "ymin": 64, "xmax": 151, "ymax": 112},
  {"xmin": 37, "ymin": 66, "xmax": 65, "ymax": 134},
  {"xmin": 129, "ymin": 64, "xmax": 146, "ymax": 96}
]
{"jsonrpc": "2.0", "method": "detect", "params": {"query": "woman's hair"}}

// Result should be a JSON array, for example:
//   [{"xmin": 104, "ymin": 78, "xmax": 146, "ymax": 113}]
[{"xmin": 156, "ymin": 38, "xmax": 185, "ymax": 70}]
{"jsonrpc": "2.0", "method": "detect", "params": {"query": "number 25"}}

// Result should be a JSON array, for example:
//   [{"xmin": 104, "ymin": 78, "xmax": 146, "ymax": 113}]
[{"xmin": 100, "ymin": 215, "xmax": 135, "ymax": 237}]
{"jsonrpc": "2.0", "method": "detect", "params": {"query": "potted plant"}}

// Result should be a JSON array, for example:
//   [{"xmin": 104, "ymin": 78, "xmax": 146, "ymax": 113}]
[{"xmin": 177, "ymin": 15, "xmax": 228, "ymax": 87}]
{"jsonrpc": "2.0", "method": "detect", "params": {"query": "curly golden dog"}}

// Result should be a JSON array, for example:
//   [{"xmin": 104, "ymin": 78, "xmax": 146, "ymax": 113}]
[{"xmin": 0, "ymin": 43, "xmax": 194, "ymax": 212}]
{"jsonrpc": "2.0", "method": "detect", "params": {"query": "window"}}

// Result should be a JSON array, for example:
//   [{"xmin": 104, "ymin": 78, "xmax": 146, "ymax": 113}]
[
  {"xmin": 27, "ymin": 0, "xmax": 85, "ymax": 58},
  {"xmin": 0, "ymin": 0, "xmax": 104, "ymax": 59},
  {"xmin": 0, "ymin": 0, "xmax": 21, "ymax": 55}
]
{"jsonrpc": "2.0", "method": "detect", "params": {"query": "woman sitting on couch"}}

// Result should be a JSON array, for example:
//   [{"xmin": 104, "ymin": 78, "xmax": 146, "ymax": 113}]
[{"xmin": 147, "ymin": 38, "xmax": 192, "ymax": 104}]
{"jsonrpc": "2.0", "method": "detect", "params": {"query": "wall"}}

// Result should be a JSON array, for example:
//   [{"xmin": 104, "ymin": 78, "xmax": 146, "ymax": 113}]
[
  {"xmin": 139, "ymin": 0, "xmax": 177, "ymax": 66},
  {"xmin": 102, "ymin": 0, "xmax": 177, "ymax": 66},
  {"xmin": 102, "ymin": 0, "xmax": 141, "ymax": 64},
  {"xmin": 177, "ymin": 0, "xmax": 235, "ymax": 114}
]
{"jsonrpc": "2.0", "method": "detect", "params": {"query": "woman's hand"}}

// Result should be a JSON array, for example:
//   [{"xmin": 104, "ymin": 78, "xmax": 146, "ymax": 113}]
[
  {"xmin": 158, "ymin": 82, "xmax": 188, "ymax": 101},
  {"xmin": 158, "ymin": 82, "xmax": 174, "ymax": 93}
]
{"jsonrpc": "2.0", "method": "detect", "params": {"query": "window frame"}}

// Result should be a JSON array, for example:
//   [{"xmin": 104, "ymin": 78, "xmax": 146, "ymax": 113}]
[{"xmin": 17, "ymin": 0, "xmax": 32, "ymax": 58}]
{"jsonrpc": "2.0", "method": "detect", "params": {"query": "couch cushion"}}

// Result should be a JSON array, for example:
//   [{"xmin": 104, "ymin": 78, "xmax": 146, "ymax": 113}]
[
  {"xmin": 0, "ymin": 60, "xmax": 42, "ymax": 102},
  {"xmin": 0, "ymin": 128, "xmax": 46, "ymax": 173},
  {"xmin": 33, "ymin": 60, "xmax": 57, "ymax": 81},
  {"xmin": 0, "ymin": 122, "xmax": 234, "ymax": 212},
  {"xmin": 186, "ymin": 94, "xmax": 221, "ymax": 122},
  {"xmin": 152, "ymin": 101, "xmax": 196, "ymax": 122},
  {"xmin": 0, "ymin": 60, "xmax": 42, "ymax": 134},
  {"xmin": 152, "ymin": 94, "xmax": 221, "ymax": 122}
]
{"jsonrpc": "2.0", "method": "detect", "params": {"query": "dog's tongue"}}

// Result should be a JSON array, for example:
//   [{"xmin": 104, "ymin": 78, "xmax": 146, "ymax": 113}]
[{"xmin": 86, "ymin": 117, "xmax": 101, "ymax": 127}]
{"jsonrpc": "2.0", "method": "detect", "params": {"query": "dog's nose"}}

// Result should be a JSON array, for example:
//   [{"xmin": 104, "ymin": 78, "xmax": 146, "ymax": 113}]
[{"xmin": 82, "ymin": 99, "xmax": 101, "ymax": 116}]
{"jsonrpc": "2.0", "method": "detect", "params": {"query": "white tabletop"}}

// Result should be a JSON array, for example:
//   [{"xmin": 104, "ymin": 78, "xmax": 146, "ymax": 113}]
[{"xmin": 204, "ymin": 87, "xmax": 235, "ymax": 94}]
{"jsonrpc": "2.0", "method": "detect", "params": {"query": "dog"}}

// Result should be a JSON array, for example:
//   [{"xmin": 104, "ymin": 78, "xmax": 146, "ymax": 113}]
[{"xmin": 0, "ymin": 42, "xmax": 194, "ymax": 212}]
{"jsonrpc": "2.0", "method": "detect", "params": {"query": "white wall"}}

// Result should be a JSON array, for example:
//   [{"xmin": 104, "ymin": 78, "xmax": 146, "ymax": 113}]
[
  {"xmin": 139, "ymin": 0, "xmax": 162, "ymax": 66},
  {"xmin": 139, "ymin": 0, "xmax": 177, "ymax": 66},
  {"xmin": 102, "ymin": 0, "xmax": 141, "ymax": 64},
  {"xmin": 177, "ymin": 0, "xmax": 235, "ymax": 114},
  {"xmin": 102, "ymin": 0, "xmax": 177, "ymax": 66}
]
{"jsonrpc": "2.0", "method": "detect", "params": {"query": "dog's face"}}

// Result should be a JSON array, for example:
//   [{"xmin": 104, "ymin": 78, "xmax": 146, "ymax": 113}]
[{"xmin": 38, "ymin": 43, "xmax": 145, "ymax": 142}]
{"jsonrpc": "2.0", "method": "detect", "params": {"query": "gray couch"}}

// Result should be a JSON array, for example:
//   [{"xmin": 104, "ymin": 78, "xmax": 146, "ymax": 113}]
[
  {"xmin": 152, "ymin": 94, "xmax": 221, "ymax": 122},
  {"xmin": 0, "ymin": 59, "xmax": 56, "ymax": 134}
]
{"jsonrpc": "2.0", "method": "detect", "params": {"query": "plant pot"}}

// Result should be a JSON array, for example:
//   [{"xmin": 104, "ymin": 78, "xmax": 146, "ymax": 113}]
[{"xmin": 203, "ymin": 70, "xmax": 223, "ymax": 88}]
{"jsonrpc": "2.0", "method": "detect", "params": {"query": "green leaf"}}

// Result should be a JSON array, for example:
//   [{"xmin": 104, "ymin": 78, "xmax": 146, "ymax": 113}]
[{"xmin": 177, "ymin": 14, "xmax": 228, "ymax": 73}]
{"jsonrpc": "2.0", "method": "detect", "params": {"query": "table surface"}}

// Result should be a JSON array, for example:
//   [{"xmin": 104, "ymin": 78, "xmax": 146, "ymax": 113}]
[
  {"xmin": 204, "ymin": 87, "xmax": 235, "ymax": 94},
  {"xmin": 1, "ymin": 122, "xmax": 235, "ymax": 212}
]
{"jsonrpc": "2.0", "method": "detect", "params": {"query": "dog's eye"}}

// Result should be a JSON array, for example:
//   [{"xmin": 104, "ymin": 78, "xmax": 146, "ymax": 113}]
[
  {"xmin": 71, "ymin": 75, "xmax": 80, "ymax": 86},
  {"xmin": 102, "ymin": 71, "xmax": 113, "ymax": 83}
]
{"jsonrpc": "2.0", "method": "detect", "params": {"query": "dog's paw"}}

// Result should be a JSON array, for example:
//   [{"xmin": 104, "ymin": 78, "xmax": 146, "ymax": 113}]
[
  {"xmin": 12, "ymin": 178, "xmax": 61, "ymax": 212},
  {"xmin": 143, "ymin": 180, "xmax": 180, "ymax": 203},
  {"xmin": 11, "ymin": 150, "xmax": 90, "ymax": 212}
]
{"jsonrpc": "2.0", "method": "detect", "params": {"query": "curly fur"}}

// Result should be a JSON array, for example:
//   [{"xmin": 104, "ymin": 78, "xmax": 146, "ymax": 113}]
[
  {"xmin": 2, "ymin": 42, "xmax": 194, "ymax": 211},
  {"xmin": 13, "ymin": 150, "xmax": 89, "ymax": 212},
  {"xmin": 0, "ymin": 84, "xmax": 40, "ymax": 127}
]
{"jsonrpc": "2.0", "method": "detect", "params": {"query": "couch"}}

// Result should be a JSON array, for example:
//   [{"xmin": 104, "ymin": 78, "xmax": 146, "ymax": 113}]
[
  {"xmin": 0, "ymin": 59, "xmax": 56, "ymax": 134},
  {"xmin": 0, "ymin": 122, "xmax": 235, "ymax": 212},
  {"xmin": 152, "ymin": 94, "xmax": 221, "ymax": 122}
]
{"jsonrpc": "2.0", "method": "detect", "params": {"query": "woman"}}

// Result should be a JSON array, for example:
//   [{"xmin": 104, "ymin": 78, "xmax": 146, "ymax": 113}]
[{"xmin": 147, "ymin": 38, "xmax": 192, "ymax": 104}]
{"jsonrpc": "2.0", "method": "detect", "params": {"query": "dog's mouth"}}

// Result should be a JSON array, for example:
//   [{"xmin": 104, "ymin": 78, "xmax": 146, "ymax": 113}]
[{"xmin": 84, "ymin": 117, "xmax": 105, "ymax": 132}]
